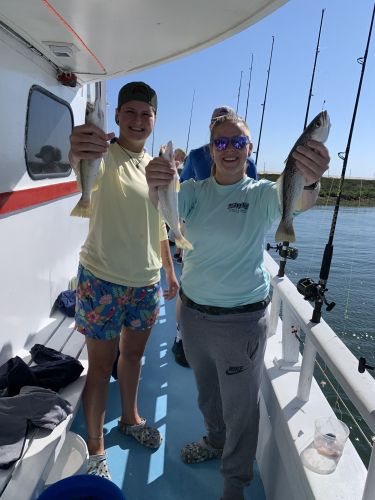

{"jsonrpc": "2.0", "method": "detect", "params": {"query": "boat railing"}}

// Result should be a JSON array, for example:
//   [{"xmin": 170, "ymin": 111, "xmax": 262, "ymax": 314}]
[{"xmin": 264, "ymin": 250, "xmax": 375, "ymax": 500}]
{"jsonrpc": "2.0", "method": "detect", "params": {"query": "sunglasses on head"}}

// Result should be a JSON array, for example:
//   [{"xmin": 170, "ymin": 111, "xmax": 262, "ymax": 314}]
[{"xmin": 212, "ymin": 135, "xmax": 250, "ymax": 151}]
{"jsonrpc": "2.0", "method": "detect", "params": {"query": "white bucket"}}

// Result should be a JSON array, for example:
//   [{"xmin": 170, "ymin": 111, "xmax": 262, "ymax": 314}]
[{"xmin": 45, "ymin": 431, "xmax": 88, "ymax": 486}]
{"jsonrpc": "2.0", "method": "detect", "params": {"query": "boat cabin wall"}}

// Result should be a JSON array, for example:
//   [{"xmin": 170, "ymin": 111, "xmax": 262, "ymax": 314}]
[{"xmin": 0, "ymin": 26, "xmax": 103, "ymax": 365}]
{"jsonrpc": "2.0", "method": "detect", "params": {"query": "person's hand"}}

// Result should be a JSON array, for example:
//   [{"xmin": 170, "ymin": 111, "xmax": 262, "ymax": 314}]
[
  {"xmin": 69, "ymin": 124, "xmax": 115, "ymax": 167},
  {"xmin": 146, "ymin": 157, "xmax": 175, "ymax": 189},
  {"xmin": 163, "ymin": 273, "xmax": 179, "ymax": 301},
  {"xmin": 292, "ymin": 140, "xmax": 330, "ymax": 184}
]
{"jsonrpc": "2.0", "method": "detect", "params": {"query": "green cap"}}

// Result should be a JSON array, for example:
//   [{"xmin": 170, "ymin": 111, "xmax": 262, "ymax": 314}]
[{"xmin": 117, "ymin": 81, "xmax": 157, "ymax": 112}]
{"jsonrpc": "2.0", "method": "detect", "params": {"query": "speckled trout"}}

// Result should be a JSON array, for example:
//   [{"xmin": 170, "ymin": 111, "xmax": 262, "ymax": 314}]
[
  {"xmin": 275, "ymin": 111, "xmax": 331, "ymax": 242},
  {"xmin": 159, "ymin": 141, "xmax": 193, "ymax": 250},
  {"xmin": 70, "ymin": 96, "xmax": 105, "ymax": 218}
]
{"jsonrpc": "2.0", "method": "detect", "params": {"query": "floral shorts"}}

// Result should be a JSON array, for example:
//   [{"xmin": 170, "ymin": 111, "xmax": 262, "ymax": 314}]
[{"xmin": 75, "ymin": 265, "xmax": 161, "ymax": 340}]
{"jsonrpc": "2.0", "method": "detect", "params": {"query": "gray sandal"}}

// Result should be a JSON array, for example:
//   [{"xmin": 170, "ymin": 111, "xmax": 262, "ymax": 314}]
[
  {"xmin": 87, "ymin": 452, "xmax": 111, "ymax": 480},
  {"xmin": 118, "ymin": 418, "xmax": 162, "ymax": 449},
  {"xmin": 181, "ymin": 436, "xmax": 223, "ymax": 464}
]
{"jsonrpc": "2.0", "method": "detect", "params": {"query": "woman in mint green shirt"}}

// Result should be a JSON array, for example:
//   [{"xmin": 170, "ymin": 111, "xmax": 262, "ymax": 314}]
[{"xmin": 146, "ymin": 112, "xmax": 329, "ymax": 500}]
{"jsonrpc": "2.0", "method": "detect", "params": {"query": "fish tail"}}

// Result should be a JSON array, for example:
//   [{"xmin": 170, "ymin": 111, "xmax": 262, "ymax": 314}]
[
  {"xmin": 70, "ymin": 198, "xmax": 91, "ymax": 218},
  {"xmin": 275, "ymin": 220, "xmax": 296, "ymax": 243},
  {"xmin": 175, "ymin": 235, "xmax": 193, "ymax": 250}
]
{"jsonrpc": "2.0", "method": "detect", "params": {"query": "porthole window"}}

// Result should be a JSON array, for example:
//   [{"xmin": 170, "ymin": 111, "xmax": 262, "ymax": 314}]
[{"xmin": 25, "ymin": 86, "xmax": 73, "ymax": 179}]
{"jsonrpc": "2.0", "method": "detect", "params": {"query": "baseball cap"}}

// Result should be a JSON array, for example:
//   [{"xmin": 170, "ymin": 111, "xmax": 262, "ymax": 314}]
[
  {"xmin": 210, "ymin": 105, "xmax": 236, "ymax": 128},
  {"xmin": 117, "ymin": 82, "xmax": 158, "ymax": 112}
]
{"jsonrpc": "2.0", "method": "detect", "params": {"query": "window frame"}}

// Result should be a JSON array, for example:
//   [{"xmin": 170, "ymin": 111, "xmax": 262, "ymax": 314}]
[{"xmin": 25, "ymin": 85, "xmax": 74, "ymax": 180}]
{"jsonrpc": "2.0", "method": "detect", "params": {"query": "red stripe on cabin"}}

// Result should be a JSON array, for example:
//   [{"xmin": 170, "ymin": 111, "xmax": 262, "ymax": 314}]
[{"xmin": 0, "ymin": 181, "xmax": 79, "ymax": 215}]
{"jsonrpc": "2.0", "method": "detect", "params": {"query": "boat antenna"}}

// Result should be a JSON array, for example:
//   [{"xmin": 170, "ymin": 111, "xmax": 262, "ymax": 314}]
[
  {"xmin": 236, "ymin": 70, "xmax": 243, "ymax": 113},
  {"xmin": 255, "ymin": 36, "xmax": 275, "ymax": 166},
  {"xmin": 245, "ymin": 54, "xmax": 254, "ymax": 121},
  {"xmin": 303, "ymin": 8, "xmax": 325, "ymax": 129},
  {"xmin": 185, "ymin": 89, "xmax": 195, "ymax": 153},
  {"xmin": 274, "ymin": 10, "xmax": 326, "ymax": 277},
  {"xmin": 297, "ymin": 3, "xmax": 375, "ymax": 323}
]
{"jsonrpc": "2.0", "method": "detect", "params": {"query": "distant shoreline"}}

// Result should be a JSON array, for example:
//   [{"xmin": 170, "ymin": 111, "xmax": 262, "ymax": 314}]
[{"xmin": 258, "ymin": 173, "xmax": 375, "ymax": 207}]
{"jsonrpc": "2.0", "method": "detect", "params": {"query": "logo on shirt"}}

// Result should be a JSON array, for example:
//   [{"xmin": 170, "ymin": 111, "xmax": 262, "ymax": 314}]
[{"xmin": 227, "ymin": 202, "xmax": 249, "ymax": 213}]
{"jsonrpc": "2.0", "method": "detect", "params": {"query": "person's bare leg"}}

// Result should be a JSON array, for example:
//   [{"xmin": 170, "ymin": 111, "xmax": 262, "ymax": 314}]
[
  {"xmin": 83, "ymin": 337, "xmax": 119, "ymax": 455},
  {"xmin": 117, "ymin": 326, "xmax": 152, "ymax": 425}
]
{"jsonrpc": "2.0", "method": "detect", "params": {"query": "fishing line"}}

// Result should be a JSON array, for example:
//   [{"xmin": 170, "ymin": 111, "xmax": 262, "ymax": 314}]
[
  {"xmin": 342, "ymin": 180, "xmax": 363, "ymax": 326},
  {"xmin": 301, "ymin": 176, "xmax": 337, "ymax": 279},
  {"xmin": 315, "ymin": 358, "xmax": 373, "ymax": 449},
  {"xmin": 294, "ymin": 332, "xmax": 373, "ymax": 449}
]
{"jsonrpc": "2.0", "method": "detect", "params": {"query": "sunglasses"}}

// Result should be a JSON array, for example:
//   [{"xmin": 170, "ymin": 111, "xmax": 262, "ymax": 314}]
[{"xmin": 212, "ymin": 135, "xmax": 250, "ymax": 151}]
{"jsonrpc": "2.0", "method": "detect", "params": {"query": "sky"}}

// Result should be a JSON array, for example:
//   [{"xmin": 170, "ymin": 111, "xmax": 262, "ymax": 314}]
[{"xmin": 106, "ymin": 0, "xmax": 375, "ymax": 179}]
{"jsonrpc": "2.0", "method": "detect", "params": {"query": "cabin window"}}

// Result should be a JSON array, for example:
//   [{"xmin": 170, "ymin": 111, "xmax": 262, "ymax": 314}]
[{"xmin": 25, "ymin": 86, "xmax": 73, "ymax": 180}]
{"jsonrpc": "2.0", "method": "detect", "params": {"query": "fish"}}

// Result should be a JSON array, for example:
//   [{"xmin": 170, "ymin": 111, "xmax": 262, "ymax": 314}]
[
  {"xmin": 70, "ymin": 96, "xmax": 105, "ymax": 218},
  {"xmin": 158, "ymin": 141, "xmax": 193, "ymax": 250},
  {"xmin": 275, "ymin": 110, "xmax": 331, "ymax": 242}
]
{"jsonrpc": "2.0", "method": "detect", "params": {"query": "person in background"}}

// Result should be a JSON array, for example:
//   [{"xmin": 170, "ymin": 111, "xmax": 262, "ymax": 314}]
[
  {"xmin": 172, "ymin": 106, "xmax": 258, "ymax": 367},
  {"xmin": 69, "ymin": 81, "xmax": 179, "ymax": 480},
  {"xmin": 180, "ymin": 106, "xmax": 257, "ymax": 183},
  {"xmin": 145, "ymin": 111, "xmax": 329, "ymax": 500}
]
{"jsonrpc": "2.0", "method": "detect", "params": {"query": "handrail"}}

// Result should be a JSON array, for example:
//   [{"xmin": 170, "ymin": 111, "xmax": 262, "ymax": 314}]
[
  {"xmin": 264, "ymin": 249, "xmax": 375, "ymax": 498},
  {"xmin": 264, "ymin": 250, "xmax": 375, "ymax": 434}
]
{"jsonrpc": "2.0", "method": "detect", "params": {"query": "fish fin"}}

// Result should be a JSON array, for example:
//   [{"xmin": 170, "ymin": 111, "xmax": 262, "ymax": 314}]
[
  {"xmin": 275, "ymin": 220, "xmax": 296, "ymax": 243},
  {"xmin": 175, "ymin": 176, "xmax": 180, "ymax": 193},
  {"xmin": 175, "ymin": 235, "xmax": 194, "ymax": 250},
  {"xmin": 276, "ymin": 174, "xmax": 284, "ymax": 208},
  {"xmin": 70, "ymin": 199, "xmax": 91, "ymax": 218}
]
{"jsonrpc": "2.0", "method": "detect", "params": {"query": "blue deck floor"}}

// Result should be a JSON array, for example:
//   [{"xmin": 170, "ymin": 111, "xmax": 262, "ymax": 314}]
[{"xmin": 71, "ymin": 264, "xmax": 266, "ymax": 500}]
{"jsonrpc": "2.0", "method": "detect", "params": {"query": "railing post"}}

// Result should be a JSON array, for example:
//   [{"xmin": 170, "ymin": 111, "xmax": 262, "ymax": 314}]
[
  {"xmin": 362, "ymin": 438, "xmax": 375, "ymax": 500},
  {"xmin": 268, "ymin": 288, "xmax": 281, "ymax": 337},
  {"xmin": 273, "ymin": 302, "xmax": 301, "ymax": 371},
  {"xmin": 297, "ymin": 334, "xmax": 317, "ymax": 402}
]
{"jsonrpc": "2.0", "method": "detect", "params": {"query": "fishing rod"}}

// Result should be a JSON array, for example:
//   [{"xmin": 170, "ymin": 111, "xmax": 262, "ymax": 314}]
[
  {"xmin": 255, "ymin": 35, "xmax": 274, "ymax": 166},
  {"xmin": 185, "ymin": 89, "xmax": 195, "ymax": 153},
  {"xmin": 245, "ymin": 53, "xmax": 254, "ymax": 121},
  {"xmin": 297, "ymin": 3, "xmax": 375, "ymax": 324},
  {"xmin": 274, "ymin": 10, "xmax": 325, "ymax": 277},
  {"xmin": 236, "ymin": 70, "xmax": 243, "ymax": 113},
  {"xmin": 275, "ymin": 11, "xmax": 325, "ymax": 276},
  {"xmin": 303, "ymin": 8, "xmax": 325, "ymax": 129}
]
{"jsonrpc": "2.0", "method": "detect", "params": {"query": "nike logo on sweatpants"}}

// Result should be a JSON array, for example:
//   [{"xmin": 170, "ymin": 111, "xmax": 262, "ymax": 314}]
[{"xmin": 225, "ymin": 366, "xmax": 247, "ymax": 375}]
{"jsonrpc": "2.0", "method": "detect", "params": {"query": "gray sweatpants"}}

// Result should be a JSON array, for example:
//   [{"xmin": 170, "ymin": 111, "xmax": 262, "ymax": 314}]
[{"xmin": 180, "ymin": 303, "xmax": 269, "ymax": 496}]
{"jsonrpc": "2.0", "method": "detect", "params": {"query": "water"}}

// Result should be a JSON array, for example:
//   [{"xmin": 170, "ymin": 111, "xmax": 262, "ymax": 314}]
[{"xmin": 266, "ymin": 206, "xmax": 375, "ymax": 464}]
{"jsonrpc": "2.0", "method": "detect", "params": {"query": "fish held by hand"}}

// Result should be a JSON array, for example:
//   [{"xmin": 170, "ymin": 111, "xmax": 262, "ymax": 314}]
[
  {"xmin": 70, "ymin": 97, "xmax": 105, "ymax": 218},
  {"xmin": 159, "ymin": 141, "xmax": 193, "ymax": 250},
  {"xmin": 275, "ymin": 110, "xmax": 331, "ymax": 242}
]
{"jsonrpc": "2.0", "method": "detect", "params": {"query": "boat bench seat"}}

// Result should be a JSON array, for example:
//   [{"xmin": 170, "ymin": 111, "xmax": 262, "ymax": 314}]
[{"xmin": 0, "ymin": 311, "xmax": 87, "ymax": 500}]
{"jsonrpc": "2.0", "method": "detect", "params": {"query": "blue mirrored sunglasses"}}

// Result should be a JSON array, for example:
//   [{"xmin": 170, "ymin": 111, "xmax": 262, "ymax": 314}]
[{"xmin": 212, "ymin": 135, "xmax": 250, "ymax": 151}]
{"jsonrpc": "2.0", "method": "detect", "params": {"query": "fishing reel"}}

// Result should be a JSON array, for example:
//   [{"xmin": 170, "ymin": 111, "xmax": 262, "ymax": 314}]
[
  {"xmin": 266, "ymin": 243, "xmax": 298, "ymax": 260},
  {"xmin": 297, "ymin": 277, "xmax": 336, "ymax": 311},
  {"xmin": 358, "ymin": 357, "xmax": 374, "ymax": 374}
]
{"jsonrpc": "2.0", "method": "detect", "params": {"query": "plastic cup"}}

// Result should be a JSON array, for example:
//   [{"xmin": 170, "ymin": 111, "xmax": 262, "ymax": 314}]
[
  {"xmin": 314, "ymin": 416, "xmax": 349, "ymax": 459},
  {"xmin": 301, "ymin": 416, "xmax": 350, "ymax": 474}
]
